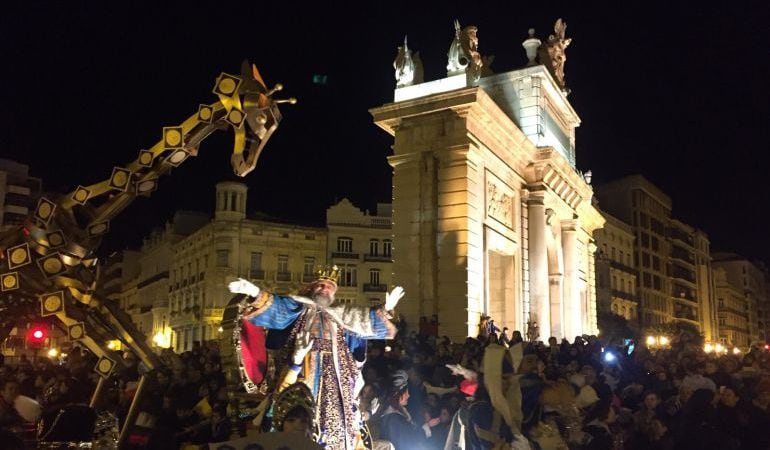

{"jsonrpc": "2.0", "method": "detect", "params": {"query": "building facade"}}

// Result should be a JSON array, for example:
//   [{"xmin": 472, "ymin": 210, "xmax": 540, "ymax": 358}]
[
  {"xmin": 713, "ymin": 267, "xmax": 751, "ymax": 348},
  {"xmin": 594, "ymin": 211, "xmax": 638, "ymax": 323},
  {"xmin": 594, "ymin": 176, "xmax": 717, "ymax": 340},
  {"xmin": 371, "ymin": 43, "xmax": 604, "ymax": 341},
  {"xmin": 0, "ymin": 159, "xmax": 42, "ymax": 231},
  {"xmin": 165, "ymin": 182, "xmax": 327, "ymax": 352},
  {"xmin": 327, "ymin": 199, "xmax": 393, "ymax": 306},
  {"xmin": 712, "ymin": 253, "xmax": 769, "ymax": 346},
  {"xmin": 116, "ymin": 182, "xmax": 394, "ymax": 352}
]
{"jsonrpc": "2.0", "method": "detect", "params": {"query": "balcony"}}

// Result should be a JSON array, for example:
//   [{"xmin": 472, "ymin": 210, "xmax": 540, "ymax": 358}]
[
  {"xmin": 302, "ymin": 273, "xmax": 315, "ymax": 283},
  {"xmin": 609, "ymin": 260, "xmax": 636, "ymax": 276},
  {"xmin": 363, "ymin": 283, "xmax": 388, "ymax": 293},
  {"xmin": 364, "ymin": 254, "xmax": 392, "ymax": 263},
  {"xmin": 249, "ymin": 270, "xmax": 266, "ymax": 280},
  {"xmin": 276, "ymin": 271, "xmax": 292, "ymax": 282},
  {"xmin": 670, "ymin": 246, "xmax": 695, "ymax": 266},
  {"xmin": 670, "ymin": 266, "xmax": 696, "ymax": 285},
  {"xmin": 332, "ymin": 252, "xmax": 359, "ymax": 260},
  {"xmin": 611, "ymin": 289, "xmax": 637, "ymax": 302},
  {"xmin": 204, "ymin": 307, "xmax": 224, "ymax": 319},
  {"xmin": 673, "ymin": 305, "xmax": 698, "ymax": 321}
]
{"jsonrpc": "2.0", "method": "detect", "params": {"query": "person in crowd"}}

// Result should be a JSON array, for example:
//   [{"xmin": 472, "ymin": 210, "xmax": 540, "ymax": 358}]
[
  {"xmin": 581, "ymin": 398, "xmax": 615, "ymax": 450},
  {"xmin": 373, "ymin": 370, "xmax": 433, "ymax": 450}
]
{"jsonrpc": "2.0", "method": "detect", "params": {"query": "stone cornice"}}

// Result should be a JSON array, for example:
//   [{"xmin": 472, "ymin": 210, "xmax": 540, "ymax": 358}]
[
  {"xmin": 370, "ymin": 88, "xmax": 482, "ymax": 136},
  {"xmin": 526, "ymin": 148, "xmax": 604, "ymax": 232}
]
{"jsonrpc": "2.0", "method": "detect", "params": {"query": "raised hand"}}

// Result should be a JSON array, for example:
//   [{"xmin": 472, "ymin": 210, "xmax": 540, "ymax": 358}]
[
  {"xmin": 228, "ymin": 278, "xmax": 260, "ymax": 297},
  {"xmin": 292, "ymin": 331, "xmax": 314, "ymax": 366},
  {"xmin": 446, "ymin": 363, "xmax": 477, "ymax": 381},
  {"xmin": 384, "ymin": 286, "xmax": 405, "ymax": 311}
]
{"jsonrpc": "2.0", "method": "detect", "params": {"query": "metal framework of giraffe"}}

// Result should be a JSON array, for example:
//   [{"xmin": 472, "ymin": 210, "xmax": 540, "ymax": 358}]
[{"xmin": 0, "ymin": 61, "xmax": 294, "ymax": 444}]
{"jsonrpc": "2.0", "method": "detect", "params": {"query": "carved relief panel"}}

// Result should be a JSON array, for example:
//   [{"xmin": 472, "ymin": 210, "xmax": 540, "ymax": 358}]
[{"xmin": 485, "ymin": 170, "xmax": 515, "ymax": 230}]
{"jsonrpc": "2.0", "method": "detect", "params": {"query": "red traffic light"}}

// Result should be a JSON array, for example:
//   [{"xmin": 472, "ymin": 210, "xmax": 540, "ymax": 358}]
[{"xmin": 27, "ymin": 326, "xmax": 47, "ymax": 343}]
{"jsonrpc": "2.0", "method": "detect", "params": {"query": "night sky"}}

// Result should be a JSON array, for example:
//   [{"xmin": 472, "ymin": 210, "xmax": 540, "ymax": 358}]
[{"xmin": 1, "ymin": 3, "xmax": 768, "ymax": 261}]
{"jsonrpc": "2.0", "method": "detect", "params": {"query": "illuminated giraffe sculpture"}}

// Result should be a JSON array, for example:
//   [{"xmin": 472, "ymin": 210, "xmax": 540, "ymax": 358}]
[{"xmin": 0, "ymin": 61, "xmax": 294, "ymax": 380}]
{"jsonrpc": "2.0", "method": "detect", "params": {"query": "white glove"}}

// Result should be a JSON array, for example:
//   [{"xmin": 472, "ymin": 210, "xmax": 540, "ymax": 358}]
[
  {"xmin": 228, "ymin": 278, "xmax": 260, "ymax": 298},
  {"xmin": 292, "ymin": 331, "xmax": 314, "ymax": 366},
  {"xmin": 384, "ymin": 286, "xmax": 405, "ymax": 311},
  {"xmin": 446, "ymin": 364, "xmax": 477, "ymax": 381}
]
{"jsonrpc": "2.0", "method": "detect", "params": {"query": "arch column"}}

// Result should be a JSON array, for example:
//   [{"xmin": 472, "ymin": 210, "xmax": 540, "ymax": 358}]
[
  {"xmin": 527, "ymin": 191, "xmax": 550, "ymax": 339},
  {"xmin": 561, "ymin": 219, "xmax": 580, "ymax": 339}
]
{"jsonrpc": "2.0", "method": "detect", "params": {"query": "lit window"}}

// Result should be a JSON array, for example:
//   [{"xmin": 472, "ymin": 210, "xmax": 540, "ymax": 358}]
[
  {"xmin": 339, "ymin": 264, "xmax": 357, "ymax": 287},
  {"xmin": 337, "ymin": 237, "xmax": 353, "ymax": 253},
  {"xmin": 277, "ymin": 255, "xmax": 289, "ymax": 274},
  {"xmin": 304, "ymin": 257, "xmax": 315, "ymax": 275},
  {"xmin": 250, "ymin": 252, "xmax": 262, "ymax": 278}
]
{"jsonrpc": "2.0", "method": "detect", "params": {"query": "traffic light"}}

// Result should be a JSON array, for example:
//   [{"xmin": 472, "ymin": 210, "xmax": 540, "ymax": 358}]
[{"xmin": 27, "ymin": 325, "xmax": 47, "ymax": 347}]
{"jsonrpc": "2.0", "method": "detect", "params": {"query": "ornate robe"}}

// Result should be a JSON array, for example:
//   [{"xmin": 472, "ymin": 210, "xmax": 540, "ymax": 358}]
[{"xmin": 246, "ymin": 292, "xmax": 397, "ymax": 450}]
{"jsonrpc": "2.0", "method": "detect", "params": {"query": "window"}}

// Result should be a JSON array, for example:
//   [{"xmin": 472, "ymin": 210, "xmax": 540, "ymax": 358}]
[
  {"xmin": 653, "ymin": 276, "xmax": 661, "ymax": 290},
  {"xmin": 250, "ymin": 252, "xmax": 262, "ymax": 277},
  {"xmin": 304, "ymin": 257, "xmax": 315, "ymax": 275},
  {"xmin": 718, "ymin": 298, "xmax": 724, "ymax": 308},
  {"xmin": 369, "ymin": 239, "xmax": 379, "ymax": 256},
  {"xmin": 369, "ymin": 269, "xmax": 380, "ymax": 286},
  {"xmin": 651, "ymin": 218, "xmax": 665, "ymax": 236},
  {"xmin": 337, "ymin": 237, "xmax": 353, "ymax": 253},
  {"xmin": 277, "ymin": 255, "xmax": 289, "ymax": 273},
  {"xmin": 643, "ymin": 272, "xmax": 652, "ymax": 288},
  {"xmin": 612, "ymin": 276, "xmax": 617, "ymax": 289},
  {"xmin": 383, "ymin": 240, "xmax": 392, "ymax": 257},
  {"xmin": 339, "ymin": 264, "xmax": 357, "ymax": 287},
  {"xmin": 652, "ymin": 256, "xmax": 661, "ymax": 271},
  {"xmin": 611, "ymin": 247, "xmax": 616, "ymax": 260},
  {"xmin": 651, "ymin": 236, "xmax": 659, "ymax": 251},
  {"xmin": 216, "ymin": 249, "xmax": 229, "ymax": 267},
  {"xmin": 639, "ymin": 212, "xmax": 649, "ymax": 228},
  {"xmin": 640, "ymin": 233, "xmax": 650, "ymax": 248},
  {"xmin": 642, "ymin": 253, "xmax": 651, "ymax": 268}
]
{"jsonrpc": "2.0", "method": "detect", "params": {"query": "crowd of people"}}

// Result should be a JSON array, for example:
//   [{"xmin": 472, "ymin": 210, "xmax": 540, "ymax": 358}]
[
  {"xmin": 358, "ymin": 317, "xmax": 770, "ymax": 450},
  {"xmin": 1, "ymin": 316, "xmax": 770, "ymax": 450}
]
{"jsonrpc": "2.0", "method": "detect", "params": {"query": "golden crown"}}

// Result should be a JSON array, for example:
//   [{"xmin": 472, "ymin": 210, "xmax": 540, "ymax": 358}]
[{"xmin": 313, "ymin": 264, "xmax": 340, "ymax": 284}]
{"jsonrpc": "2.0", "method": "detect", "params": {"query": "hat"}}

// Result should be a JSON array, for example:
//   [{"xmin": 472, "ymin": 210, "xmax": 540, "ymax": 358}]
[
  {"xmin": 459, "ymin": 379, "xmax": 478, "ymax": 397},
  {"xmin": 273, "ymin": 382, "xmax": 315, "ymax": 431},
  {"xmin": 313, "ymin": 265, "xmax": 340, "ymax": 286},
  {"xmin": 387, "ymin": 370, "xmax": 409, "ymax": 397}
]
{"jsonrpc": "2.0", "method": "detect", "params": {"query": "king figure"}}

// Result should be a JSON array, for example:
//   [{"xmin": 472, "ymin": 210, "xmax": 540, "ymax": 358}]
[{"xmin": 229, "ymin": 266, "xmax": 404, "ymax": 450}]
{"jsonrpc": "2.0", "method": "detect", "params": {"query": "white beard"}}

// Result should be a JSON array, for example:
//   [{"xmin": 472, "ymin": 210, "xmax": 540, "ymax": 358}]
[{"xmin": 312, "ymin": 293, "xmax": 334, "ymax": 307}]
